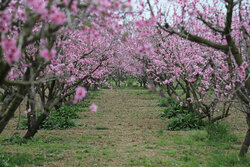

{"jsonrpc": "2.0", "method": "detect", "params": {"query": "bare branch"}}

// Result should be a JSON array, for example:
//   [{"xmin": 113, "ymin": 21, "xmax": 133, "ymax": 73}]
[
  {"xmin": 146, "ymin": 0, "xmax": 155, "ymax": 17},
  {"xmin": 197, "ymin": 14, "xmax": 224, "ymax": 33},
  {"xmin": 157, "ymin": 23, "xmax": 229, "ymax": 52}
]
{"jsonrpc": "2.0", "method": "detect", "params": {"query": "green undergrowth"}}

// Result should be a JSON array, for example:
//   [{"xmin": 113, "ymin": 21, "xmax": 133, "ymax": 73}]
[
  {"xmin": 0, "ymin": 152, "xmax": 46, "ymax": 167},
  {"xmin": 0, "ymin": 134, "xmax": 70, "ymax": 166},
  {"xmin": 155, "ymin": 96, "xmax": 248, "ymax": 166},
  {"xmin": 148, "ymin": 128, "xmax": 248, "ymax": 167},
  {"xmin": 95, "ymin": 126, "xmax": 109, "ymax": 130},
  {"xmin": 158, "ymin": 97, "xmax": 205, "ymax": 130},
  {"xmin": 206, "ymin": 122, "xmax": 238, "ymax": 144},
  {"xmin": 19, "ymin": 105, "xmax": 82, "ymax": 130},
  {"xmin": 208, "ymin": 152, "xmax": 250, "ymax": 167},
  {"xmin": 19, "ymin": 90, "xmax": 100, "ymax": 130}
]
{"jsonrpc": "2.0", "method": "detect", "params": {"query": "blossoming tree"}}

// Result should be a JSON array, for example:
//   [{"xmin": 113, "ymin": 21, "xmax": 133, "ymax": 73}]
[
  {"xmin": 142, "ymin": 0, "xmax": 249, "ymax": 156},
  {"xmin": 0, "ymin": 0, "xmax": 131, "ymax": 136}
]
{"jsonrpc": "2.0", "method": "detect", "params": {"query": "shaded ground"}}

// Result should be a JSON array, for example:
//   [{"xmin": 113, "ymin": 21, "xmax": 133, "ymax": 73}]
[{"xmin": 0, "ymin": 88, "xmax": 249, "ymax": 166}]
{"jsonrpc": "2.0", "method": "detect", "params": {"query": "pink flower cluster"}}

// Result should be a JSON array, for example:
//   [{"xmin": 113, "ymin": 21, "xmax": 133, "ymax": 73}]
[
  {"xmin": 73, "ymin": 87, "xmax": 87, "ymax": 104},
  {"xmin": 39, "ymin": 49, "xmax": 56, "ymax": 61},
  {"xmin": 64, "ymin": 0, "xmax": 78, "ymax": 13},
  {"xmin": 49, "ymin": 6, "xmax": 67, "ymax": 25},
  {"xmin": 26, "ymin": 0, "xmax": 48, "ymax": 16},
  {"xmin": 1, "ymin": 37, "xmax": 21, "ymax": 65},
  {"xmin": 0, "ymin": 10, "xmax": 11, "ymax": 34},
  {"xmin": 239, "ymin": 61, "xmax": 248, "ymax": 81},
  {"xmin": 26, "ymin": 0, "xmax": 66, "ymax": 25},
  {"xmin": 24, "ymin": 108, "xmax": 31, "ymax": 114}
]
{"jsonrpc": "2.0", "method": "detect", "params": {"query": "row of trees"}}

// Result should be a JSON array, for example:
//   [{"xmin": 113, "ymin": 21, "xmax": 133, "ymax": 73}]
[
  {"xmin": 0, "ymin": 0, "xmax": 249, "ymax": 156},
  {"xmin": 119, "ymin": 0, "xmax": 249, "ymax": 156},
  {"xmin": 0, "ymin": 0, "xmax": 131, "ymax": 138}
]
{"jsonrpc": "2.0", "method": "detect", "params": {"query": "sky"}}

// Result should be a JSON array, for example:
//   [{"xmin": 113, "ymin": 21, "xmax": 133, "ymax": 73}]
[{"xmin": 131, "ymin": 0, "xmax": 172, "ymax": 18}]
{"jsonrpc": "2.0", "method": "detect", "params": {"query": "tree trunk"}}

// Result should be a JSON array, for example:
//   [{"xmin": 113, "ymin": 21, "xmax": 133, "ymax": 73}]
[
  {"xmin": 114, "ymin": 79, "xmax": 118, "ymax": 87},
  {"xmin": 239, "ymin": 113, "xmax": 250, "ymax": 157},
  {"xmin": 24, "ymin": 111, "xmax": 48, "ymax": 139},
  {"xmin": 140, "ymin": 81, "xmax": 142, "ymax": 87},
  {"xmin": 0, "ymin": 68, "xmax": 30, "ymax": 134},
  {"xmin": 143, "ymin": 80, "xmax": 146, "ymax": 88},
  {"xmin": 0, "ymin": 96, "xmax": 25, "ymax": 133},
  {"xmin": 185, "ymin": 81, "xmax": 194, "ymax": 113},
  {"xmin": 118, "ymin": 80, "xmax": 121, "ymax": 87},
  {"xmin": 158, "ymin": 89, "xmax": 166, "ymax": 98}
]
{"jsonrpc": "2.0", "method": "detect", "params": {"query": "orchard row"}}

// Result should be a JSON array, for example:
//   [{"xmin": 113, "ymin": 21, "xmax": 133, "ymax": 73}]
[{"xmin": 0, "ymin": 0, "xmax": 249, "ymax": 156}]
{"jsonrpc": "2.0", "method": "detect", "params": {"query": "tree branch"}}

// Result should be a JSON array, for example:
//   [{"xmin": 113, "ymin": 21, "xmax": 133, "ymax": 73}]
[
  {"xmin": 157, "ymin": 23, "xmax": 229, "ymax": 52},
  {"xmin": 197, "ymin": 14, "xmax": 224, "ymax": 33}
]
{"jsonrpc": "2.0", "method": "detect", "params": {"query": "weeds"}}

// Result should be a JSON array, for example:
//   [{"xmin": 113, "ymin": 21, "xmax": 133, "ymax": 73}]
[
  {"xmin": 206, "ymin": 122, "xmax": 238, "ymax": 144},
  {"xmin": 0, "ymin": 152, "xmax": 46, "ymax": 167}
]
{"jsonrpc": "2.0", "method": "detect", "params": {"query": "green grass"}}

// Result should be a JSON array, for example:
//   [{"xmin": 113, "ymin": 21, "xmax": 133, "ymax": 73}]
[
  {"xmin": 0, "ymin": 152, "xmax": 46, "ymax": 167},
  {"xmin": 1, "ymin": 123, "xmax": 249, "ymax": 167},
  {"xmin": 95, "ymin": 126, "xmax": 109, "ymax": 130},
  {"xmin": 134, "ymin": 91, "xmax": 153, "ymax": 95},
  {"xmin": 0, "ymin": 88, "xmax": 249, "ymax": 167},
  {"xmin": 127, "ymin": 156, "xmax": 174, "ymax": 167},
  {"xmin": 206, "ymin": 122, "xmax": 238, "ymax": 144},
  {"xmin": 207, "ymin": 152, "xmax": 250, "ymax": 167},
  {"xmin": 87, "ymin": 90, "xmax": 101, "ymax": 99},
  {"xmin": 126, "ymin": 149, "xmax": 140, "ymax": 153},
  {"xmin": 146, "ymin": 125, "xmax": 248, "ymax": 167}
]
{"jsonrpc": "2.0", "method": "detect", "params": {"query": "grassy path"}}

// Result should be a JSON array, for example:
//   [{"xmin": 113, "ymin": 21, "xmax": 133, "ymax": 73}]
[
  {"xmin": 0, "ymin": 88, "xmax": 249, "ymax": 167},
  {"xmin": 69, "ymin": 88, "xmax": 167, "ymax": 166}
]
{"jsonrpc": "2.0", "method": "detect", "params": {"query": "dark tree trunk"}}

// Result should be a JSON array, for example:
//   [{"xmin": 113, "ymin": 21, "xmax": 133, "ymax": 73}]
[
  {"xmin": 158, "ymin": 90, "xmax": 166, "ymax": 98},
  {"xmin": 143, "ymin": 80, "xmax": 146, "ymax": 88},
  {"xmin": 0, "ymin": 68, "xmax": 30, "ymax": 134},
  {"xmin": 27, "ymin": 92, "xmax": 36, "ymax": 133},
  {"xmin": 118, "ymin": 80, "xmax": 121, "ymax": 87},
  {"xmin": 239, "ymin": 113, "xmax": 250, "ymax": 157},
  {"xmin": 185, "ymin": 81, "xmax": 194, "ymax": 113},
  {"xmin": 140, "ymin": 81, "xmax": 142, "ymax": 87},
  {"xmin": 115, "ymin": 80, "xmax": 118, "ymax": 87},
  {"xmin": 24, "ymin": 111, "xmax": 49, "ymax": 139},
  {"xmin": 24, "ymin": 79, "xmax": 57, "ymax": 139},
  {"xmin": 1, "ymin": 88, "xmax": 12, "ymax": 102},
  {"xmin": 0, "ymin": 96, "xmax": 26, "ymax": 133}
]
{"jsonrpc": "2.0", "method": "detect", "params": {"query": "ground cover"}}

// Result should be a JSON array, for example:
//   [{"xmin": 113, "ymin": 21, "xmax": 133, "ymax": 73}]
[{"xmin": 0, "ymin": 88, "xmax": 249, "ymax": 166}]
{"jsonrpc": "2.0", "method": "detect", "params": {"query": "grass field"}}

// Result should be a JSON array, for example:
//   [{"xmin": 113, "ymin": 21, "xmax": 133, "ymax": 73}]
[{"xmin": 0, "ymin": 88, "xmax": 249, "ymax": 166}]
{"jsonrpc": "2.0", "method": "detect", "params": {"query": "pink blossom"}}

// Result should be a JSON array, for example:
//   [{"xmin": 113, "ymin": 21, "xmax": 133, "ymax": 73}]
[
  {"xmin": 71, "ymin": 0, "xmax": 78, "ymax": 13},
  {"xmin": 239, "ymin": 61, "xmax": 248, "ymax": 81},
  {"xmin": 180, "ymin": 102, "xmax": 183, "ymax": 106},
  {"xmin": 26, "ymin": 0, "xmax": 48, "ymax": 16},
  {"xmin": 148, "ymin": 84, "xmax": 156, "ymax": 92},
  {"xmin": 187, "ymin": 97, "xmax": 194, "ymax": 103},
  {"xmin": 1, "ymin": 37, "xmax": 21, "ymax": 65},
  {"xmin": 49, "ymin": 6, "xmax": 66, "ymax": 25},
  {"xmin": 225, "ymin": 84, "xmax": 231, "ymax": 90},
  {"xmin": 18, "ymin": 11, "xmax": 26, "ymax": 21},
  {"xmin": 241, "ymin": 61, "xmax": 248, "ymax": 69},
  {"xmin": 73, "ymin": 87, "xmax": 87, "ymax": 104},
  {"xmin": 39, "ymin": 49, "xmax": 49, "ymax": 60},
  {"xmin": 24, "ymin": 108, "xmax": 31, "ymax": 114},
  {"xmin": 63, "ymin": 0, "xmax": 69, "ymax": 6},
  {"xmin": 39, "ymin": 49, "xmax": 56, "ymax": 61},
  {"xmin": 90, "ymin": 104, "xmax": 98, "ymax": 112}
]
